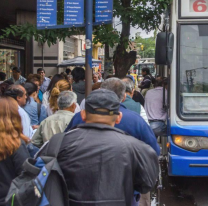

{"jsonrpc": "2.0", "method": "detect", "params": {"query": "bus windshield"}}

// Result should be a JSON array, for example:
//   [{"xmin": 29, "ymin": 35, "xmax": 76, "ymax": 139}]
[
  {"xmin": 136, "ymin": 64, "xmax": 156, "ymax": 76},
  {"xmin": 179, "ymin": 24, "xmax": 208, "ymax": 119}
]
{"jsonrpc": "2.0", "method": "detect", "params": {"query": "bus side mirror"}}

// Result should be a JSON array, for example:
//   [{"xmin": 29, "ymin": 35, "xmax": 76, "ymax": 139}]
[{"xmin": 155, "ymin": 32, "xmax": 174, "ymax": 65}]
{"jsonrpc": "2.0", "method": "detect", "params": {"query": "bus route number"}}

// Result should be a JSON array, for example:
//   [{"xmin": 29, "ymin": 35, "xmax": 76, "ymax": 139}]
[{"xmin": 193, "ymin": 0, "xmax": 208, "ymax": 12}]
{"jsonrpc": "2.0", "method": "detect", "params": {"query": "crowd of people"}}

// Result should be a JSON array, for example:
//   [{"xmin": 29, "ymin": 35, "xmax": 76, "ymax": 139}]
[{"xmin": 0, "ymin": 66, "xmax": 167, "ymax": 206}]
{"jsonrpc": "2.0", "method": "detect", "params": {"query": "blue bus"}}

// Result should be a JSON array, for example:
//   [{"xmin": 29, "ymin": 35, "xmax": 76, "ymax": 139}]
[{"xmin": 160, "ymin": 0, "xmax": 208, "ymax": 177}]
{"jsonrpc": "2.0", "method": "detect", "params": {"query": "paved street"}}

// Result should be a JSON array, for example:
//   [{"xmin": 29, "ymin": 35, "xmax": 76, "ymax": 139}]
[{"xmin": 151, "ymin": 160, "xmax": 208, "ymax": 206}]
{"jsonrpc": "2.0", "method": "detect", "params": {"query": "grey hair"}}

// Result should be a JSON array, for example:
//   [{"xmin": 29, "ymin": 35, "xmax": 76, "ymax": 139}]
[
  {"xmin": 101, "ymin": 78, "xmax": 126, "ymax": 102},
  {"xmin": 122, "ymin": 78, "xmax": 134, "ymax": 94},
  {"xmin": 68, "ymin": 75, "xmax": 73, "ymax": 79},
  {"xmin": 57, "ymin": 91, "xmax": 77, "ymax": 110}
]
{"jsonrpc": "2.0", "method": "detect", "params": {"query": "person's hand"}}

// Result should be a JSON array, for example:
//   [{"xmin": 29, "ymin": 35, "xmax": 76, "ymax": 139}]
[{"xmin": 32, "ymin": 125, "xmax": 39, "ymax": 130}]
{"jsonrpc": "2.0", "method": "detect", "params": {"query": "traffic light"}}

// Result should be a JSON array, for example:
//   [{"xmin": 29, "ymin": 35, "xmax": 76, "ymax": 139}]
[{"xmin": 141, "ymin": 45, "xmax": 144, "ymax": 51}]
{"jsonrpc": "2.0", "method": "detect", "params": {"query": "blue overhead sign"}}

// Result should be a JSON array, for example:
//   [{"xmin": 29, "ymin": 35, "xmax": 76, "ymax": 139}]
[
  {"xmin": 37, "ymin": 0, "xmax": 57, "ymax": 28},
  {"xmin": 95, "ymin": 0, "xmax": 113, "ymax": 23},
  {"xmin": 64, "ymin": 0, "xmax": 84, "ymax": 25}
]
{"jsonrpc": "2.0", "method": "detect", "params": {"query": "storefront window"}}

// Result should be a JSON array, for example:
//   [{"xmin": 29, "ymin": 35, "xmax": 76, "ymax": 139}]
[{"xmin": 0, "ymin": 49, "xmax": 20, "ymax": 79}]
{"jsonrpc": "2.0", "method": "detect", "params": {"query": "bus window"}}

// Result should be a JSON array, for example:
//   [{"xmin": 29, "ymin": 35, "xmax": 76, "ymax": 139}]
[{"xmin": 179, "ymin": 24, "xmax": 208, "ymax": 119}]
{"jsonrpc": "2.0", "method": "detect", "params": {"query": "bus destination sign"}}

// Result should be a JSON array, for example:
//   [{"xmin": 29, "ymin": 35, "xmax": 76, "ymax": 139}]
[{"xmin": 180, "ymin": 0, "xmax": 208, "ymax": 18}]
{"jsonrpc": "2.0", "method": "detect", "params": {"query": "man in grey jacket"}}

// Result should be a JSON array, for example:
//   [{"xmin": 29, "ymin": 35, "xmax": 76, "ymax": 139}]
[{"xmin": 37, "ymin": 89, "xmax": 159, "ymax": 206}]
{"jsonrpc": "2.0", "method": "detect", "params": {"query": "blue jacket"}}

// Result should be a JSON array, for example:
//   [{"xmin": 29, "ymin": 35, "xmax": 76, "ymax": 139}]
[
  {"xmin": 65, "ymin": 104, "xmax": 160, "ymax": 156},
  {"xmin": 24, "ymin": 97, "xmax": 47, "ymax": 126}
]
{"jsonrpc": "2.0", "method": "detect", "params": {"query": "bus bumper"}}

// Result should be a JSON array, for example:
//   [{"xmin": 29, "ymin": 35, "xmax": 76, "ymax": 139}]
[{"xmin": 168, "ymin": 154, "xmax": 208, "ymax": 176}]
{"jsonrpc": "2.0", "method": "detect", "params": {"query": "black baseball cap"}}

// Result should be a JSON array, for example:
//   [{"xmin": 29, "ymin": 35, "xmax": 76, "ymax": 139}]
[{"xmin": 85, "ymin": 89, "xmax": 120, "ymax": 116}]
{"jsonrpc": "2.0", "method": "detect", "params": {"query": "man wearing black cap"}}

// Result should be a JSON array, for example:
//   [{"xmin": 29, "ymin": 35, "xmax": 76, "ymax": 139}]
[
  {"xmin": 36, "ymin": 89, "xmax": 159, "ymax": 206},
  {"xmin": 7, "ymin": 67, "xmax": 26, "ymax": 85}
]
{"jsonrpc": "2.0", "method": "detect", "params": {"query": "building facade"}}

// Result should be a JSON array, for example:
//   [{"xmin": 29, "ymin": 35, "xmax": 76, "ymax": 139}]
[{"xmin": 33, "ymin": 35, "xmax": 86, "ymax": 76}]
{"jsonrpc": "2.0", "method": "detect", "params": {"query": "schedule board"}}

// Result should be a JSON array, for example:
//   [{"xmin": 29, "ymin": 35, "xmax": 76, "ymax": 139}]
[
  {"xmin": 95, "ymin": 0, "xmax": 113, "ymax": 23},
  {"xmin": 64, "ymin": 0, "xmax": 84, "ymax": 25},
  {"xmin": 37, "ymin": 0, "xmax": 57, "ymax": 27}
]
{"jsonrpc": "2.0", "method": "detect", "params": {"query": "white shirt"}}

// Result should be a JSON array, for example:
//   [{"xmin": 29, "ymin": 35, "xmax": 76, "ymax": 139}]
[
  {"xmin": 18, "ymin": 106, "xmax": 34, "ymax": 139},
  {"xmin": 140, "ymin": 106, "xmax": 149, "ymax": 125},
  {"xmin": 42, "ymin": 91, "xmax": 50, "ymax": 107},
  {"xmin": 80, "ymin": 98, "xmax": 85, "ymax": 110}
]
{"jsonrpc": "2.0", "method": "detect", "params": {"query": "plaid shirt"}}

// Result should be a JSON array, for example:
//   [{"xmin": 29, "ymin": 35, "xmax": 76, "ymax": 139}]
[{"xmin": 8, "ymin": 75, "xmax": 26, "ymax": 85}]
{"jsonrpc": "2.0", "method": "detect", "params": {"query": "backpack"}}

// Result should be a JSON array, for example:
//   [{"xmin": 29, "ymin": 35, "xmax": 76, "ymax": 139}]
[{"xmin": 6, "ymin": 133, "xmax": 69, "ymax": 206}]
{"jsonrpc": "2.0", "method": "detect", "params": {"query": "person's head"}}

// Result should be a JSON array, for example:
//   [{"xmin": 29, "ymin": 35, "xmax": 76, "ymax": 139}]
[
  {"xmin": 156, "ymin": 75, "xmax": 162, "ymax": 81},
  {"xmin": 0, "ymin": 97, "xmax": 29, "ymax": 161},
  {"xmin": 71, "ymin": 67, "xmax": 85, "ymax": 83},
  {"xmin": 141, "ymin": 67, "xmax": 150, "ymax": 77},
  {"xmin": 92, "ymin": 82, "xmax": 102, "ymax": 91},
  {"xmin": 4, "ymin": 84, "xmax": 27, "ymax": 107},
  {"xmin": 122, "ymin": 77, "xmax": 135, "ymax": 97},
  {"xmin": 26, "ymin": 74, "xmax": 43, "ymax": 92},
  {"xmin": 49, "ymin": 80, "xmax": 72, "ymax": 113},
  {"xmin": 57, "ymin": 91, "xmax": 77, "ymax": 113},
  {"xmin": 46, "ymin": 74, "xmax": 64, "ymax": 93},
  {"xmin": 154, "ymin": 77, "xmax": 167, "ymax": 88},
  {"xmin": 0, "ymin": 72, "xmax": 6, "ymax": 81},
  {"xmin": 4, "ymin": 79, "xmax": 14, "ymax": 85},
  {"xmin": 93, "ymin": 73, "xmax": 99, "ymax": 83},
  {"xmin": 126, "ymin": 75, "xmax": 135, "ymax": 84},
  {"xmin": 0, "ymin": 83, "xmax": 10, "ymax": 96},
  {"xmin": 12, "ymin": 67, "xmax": 21, "ymax": 80},
  {"xmin": 67, "ymin": 75, "xmax": 73, "ymax": 85},
  {"xmin": 37, "ymin": 68, "xmax": 45, "ymax": 78},
  {"xmin": 65, "ymin": 68, "xmax": 71, "ymax": 75},
  {"xmin": 81, "ymin": 89, "xmax": 122, "ymax": 127},
  {"xmin": 101, "ymin": 78, "xmax": 126, "ymax": 102},
  {"xmin": 24, "ymin": 82, "xmax": 38, "ymax": 102},
  {"xmin": 60, "ymin": 72, "xmax": 68, "ymax": 81}
]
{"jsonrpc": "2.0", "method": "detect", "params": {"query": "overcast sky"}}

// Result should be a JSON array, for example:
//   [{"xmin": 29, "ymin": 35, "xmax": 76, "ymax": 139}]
[{"xmin": 114, "ymin": 18, "xmax": 154, "ymax": 39}]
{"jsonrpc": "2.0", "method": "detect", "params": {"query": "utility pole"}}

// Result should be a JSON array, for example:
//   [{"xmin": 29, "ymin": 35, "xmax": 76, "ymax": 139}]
[{"xmin": 85, "ymin": 0, "xmax": 93, "ymax": 97}]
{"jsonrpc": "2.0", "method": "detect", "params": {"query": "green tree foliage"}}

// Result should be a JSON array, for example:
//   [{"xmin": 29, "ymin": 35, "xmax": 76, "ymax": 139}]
[
  {"xmin": 0, "ymin": 0, "xmax": 171, "ymax": 77},
  {"xmin": 135, "ymin": 35, "xmax": 156, "ymax": 58}
]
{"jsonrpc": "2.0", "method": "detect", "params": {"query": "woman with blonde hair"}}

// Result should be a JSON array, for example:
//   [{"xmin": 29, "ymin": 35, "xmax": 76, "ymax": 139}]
[
  {"xmin": 48, "ymin": 79, "xmax": 81, "ymax": 116},
  {"xmin": 0, "ymin": 97, "xmax": 30, "ymax": 206}
]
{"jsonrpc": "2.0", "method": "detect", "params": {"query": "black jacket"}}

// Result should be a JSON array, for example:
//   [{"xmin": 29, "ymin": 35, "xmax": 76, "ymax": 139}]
[
  {"xmin": 0, "ymin": 142, "xmax": 30, "ymax": 206},
  {"xmin": 38, "ymin": 123, "xmax": 159, "ymax": 206},
  {"xmin": 140, "ymin": 75, "xmax": 155, "ymax": 90},
  {"xmin": 72, "ymin": 81, "xmax": 85, "ymax": 104}
]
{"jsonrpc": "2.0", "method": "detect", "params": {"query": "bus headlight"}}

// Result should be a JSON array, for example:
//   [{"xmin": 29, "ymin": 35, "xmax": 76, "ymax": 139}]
[{"xmin": 172, "ymin": 135, "xmax": 208, "ymax": 152}]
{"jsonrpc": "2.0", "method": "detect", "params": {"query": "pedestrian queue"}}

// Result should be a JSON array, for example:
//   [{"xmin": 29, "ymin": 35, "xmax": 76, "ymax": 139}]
[{"xmin": 0, "ymin": 67, "xmax": 160, "ymax": 206}]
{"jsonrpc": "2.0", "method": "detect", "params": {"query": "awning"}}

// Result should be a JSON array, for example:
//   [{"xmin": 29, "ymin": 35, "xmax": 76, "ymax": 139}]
[{"xmin": 57, "ymin": 56, "xmax": 102, "ymax": 67}]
